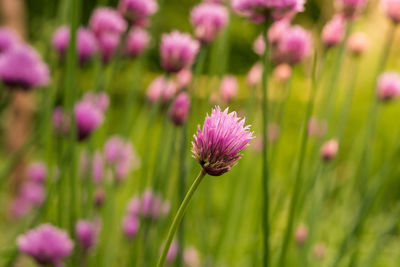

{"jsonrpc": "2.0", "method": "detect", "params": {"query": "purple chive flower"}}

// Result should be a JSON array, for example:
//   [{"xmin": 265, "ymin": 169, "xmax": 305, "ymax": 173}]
[
  {"xmin": 10, "ymin": 197, "xmax": 31, "ymax": 219},
  {"xmin": 124, "ymin": 27, "xmax": 150, "ymax": 58},
  {"xmin": 160, "ymin": 31, "xmax": 200, "ymax": 73},
  {"xmin": 184, "ymin": 247, "xmax": 200, "ymax": 267},
  {"xmin": 337, "ymin": 0, "xmax": 367, "ymax": 18},
  {"xmin": 0, "ymin": 44, "xmax": 49, "ymax": 90},
  {"xmin": 74, "ymin": 100, "xmax": 104, "ymax": 141},
  {"xmin": 176, "ymin": 68, "xmax": 193, "ymax": 90},
  {"xmin": 220, "ymin": 75, "xmax": 238, "ymax": 103},
  {"xmin": 308, "ymin": 117, "xmax": 327, "ymax": 137},
  {"xmin": 192, "ymin": 107, "xmax": 254, "ymax": 176},
  {"xmin": 347, "ymin": 32, "xmax": 369, "ymax": 56},
  {"xmin": 278, "ymin": 25, "xmax": 312, "ymax": 65},
  {"xmin": 118, "ymin": 0, "xmax": 158, "ymax": 25},
  {"xmin": 122, "ymin": 215, "xmax": 140, "ymax": 238},
  {"xmin": 104, "ymin": 135, "xmax": 137, "ymax": 181},
  {"xmin": 83, "ymin": 92, "xmax": 110, "ymax": 112},
  {"xmin": 232, "ymin": 0, "xmax": 305, "ymax": 22},
  {"xmin": 26, "ymin": 161, "xmax": 47, "ymax": 184},
  {"xmin": 89, "ymin": 7, "xmax": 127, "ymax": 37},
  {"xmin": 377, "ymin": 72, "xmax": 400, "ymax": 101},
  {"xmin": 322, "ymin": 14, "xmax": 346, "ymax": 48},
  {"xmin": 273, "ymin": 63, "xmax": 292, "ymax": 82},
  {"xmin": 140, "ymin": 189, "xmax": 155, "ymax": 217},
  {"xmin": 382, "ymin": 0, "xmax": 400, "ymax": 23},
  {"xmin": 94, "ymin": 188, "xmax": 106, "ymax": 208},
  {"xmin": 52, "ymin": 107, "xmax": 70, "ymax": 135},
  {"xmin": 166, "ymin": 240, "xmax": 179, "ymax": 264},
  {"xmin": 52, "ymin": 26, "xmax": 98, "ymax": 64},
  {"xmin": 146, "ymin": 76, "xmax": 177, "ymax": 103},
  {"xmin": 52, "ymin": 26, "xmax": 69, "ymax": 58},
  {"xmin": 190, "ymin": 3, "xmax": 229, "ymax": 44},
  {"xmin": 169, "ymin": 92, "xmax": 191, "ymax": 126},
  {"xmin": 313, "ymin": 243, "xmax": 327, "ymax": 260},
  {"xmin": 268, "ymin": 19, "xmax": 290, "ymax": 46},
  {"xmin": 0, "ymin": 27, "xmax": 20, "ymax": 53},
  {"xmin": 92, "ymin": 151, "xmax": 104, "ymax": 183},
  {"xmin": 17, "ymin": 224, "xmax": 74, "ymax": 266},
  {"xmin": 253, "ymin": 35, "xmax": 266, "ymax": 56},
  {"xmin": 247, "ymin": 63, "xmax": 263, "ymax": 87},
  {"xmin": 20, "ymin": 182, "xmax": 45, "ymax": 206},
  {"xmin": 127, "ymin": 196, "xmax": 141, "ymax": 217},
  {"xmin": 76, "ymin": 220, "xmax": 99, "ymax": 251},
  {"xmin": 320, "ymin": 139, "xmax": 339, "ymax": 161},
  {"xmin": 97, "ymin": 32, "xmax": 120, "ymax": 64},
  {"xmin": 295, "ymin": 224, "xmax": 308, "ymax": 246}
]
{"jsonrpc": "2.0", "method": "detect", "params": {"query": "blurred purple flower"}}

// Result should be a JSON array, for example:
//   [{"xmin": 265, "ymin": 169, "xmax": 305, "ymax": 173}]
[
  {"xmin": 0, "ymin": 44, "xmax": 49, "ymax": 90},
  {"xmin": 160, "ymin": 31, "xmax": 200, "ymax": 73},
  {"xmin": 124, "ymin": 27, "xmax": 150, "ymax": 58},
  {"xmin": 20, "ymin": 182, "xmax": 45, "ymax": 206},
  {"xmin": 166, "ymin": 240, "xmax": 179, "ymax": 264},
  {"xmin": 122, "ymin": 215, "xmax": 140, "ymax": 238},
  {"xmin": 17, "ymin": 224, "xmax": 74, "ymax": 266},
  {"xmin": 220, "ymin": 75, "xmax": 238, "ymax": 103},
  {"xmin": 192, "ymin": 107, "xmax": 254, "ymax": 176},
  {"xmin": 89, "ymin": 7, "xmax": 127, "ymax": 37},
  {"xmin": 320, "ymin": 139, "xmax": 339, "ymax": 161},
  {"xmin": 74, "ymin": 100, "xmax": 104, "ymax": 141},
  {"xmin": 169, "ymin": 92, "xmax": 191, "ymax": 126},
  {"xmin": 127, "ymin": 196, "xmax": 141, "ymax": 217},
  {"xmin": 146, "ymin": 76, "xmax": 177, "ymax": 103},
  {"xmin": 92, "ymin": 151, "xmax": 104, "ymax": 183},
  {"xmin": 377, "ymin": 72, "xmax": 400, "ymax": 101},
  {"xmin": 278, "ymin": 25, "xmax": 312, "ymax": 65},
  {"xmin": 232, "ymin": 0, "xmax": 305, "ymax": 22},
  {"xmin": 268, "ymin": 19, "xmax": 290, "ymax": 46},
  {"xmin": 52, "ymin": 26, "xmax": 98, "ymax": 64},
  {"xmin": 94, "ymin": 188, "xmax": 106, "ymax": 208},
  {"xmin": 191, "ymin": 3, "xmax": 229, "ymax": 44},
  {"xmin": 347, "ymin": 32, "xmax": 369, "ymax": 56},
  {"xmin": 337, "ymin": 0, "xmax": 367, "ymax": 18},
  {"xmin": 247, "ymin": 63, "xmax": 263, "ymax": 87},
  {"xmin": 273, "ymin": 63, "xmax": 292, "ymax": 82},
  {"xmin": 322, "ymin": 14, "xmax": 346, "ymax": 48},
  {"xmin": 76, "ymin": 220, "xmax": 99, "ymax": 251},
  {"xmin": 118, "ymin": 0, "xmax": 158, "ymax": 25},
  {"xmin": 176, "ymin": 68, "xmax": 193, "ymax": 90},
  {"xmin": 83, "ymin": 92, "xmax": 110, "ymax": 112},
  {"xmin": 382, "ymin": 0, "xmax": 400, "ymax": 23},
  {"xmin": 26, "ymin": 161, "xmax": 47, "ymax": 184},
  {"xmin": 0, "ymin": 27, "xmax": 20, "ymax": 53},
  {"xmin": 97, "ymin": 32, "xmax": 120, "ymax": 64}
]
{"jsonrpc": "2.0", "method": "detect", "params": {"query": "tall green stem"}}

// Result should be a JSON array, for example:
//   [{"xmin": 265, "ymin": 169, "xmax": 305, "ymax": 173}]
[
  {"xmin": 278, "ymin": 54, "xmax": 318, "ymax": 267},
  {"xmin": 177, "ymin": 124, "xmax": 187, "ymax": 267},
  {"xmin": 157, "ymin": 169, "xmax": 207, "ymax": 267},
  {"xmin": 261, "ymin": 25, "xmax": 270, "ymax": 267}
]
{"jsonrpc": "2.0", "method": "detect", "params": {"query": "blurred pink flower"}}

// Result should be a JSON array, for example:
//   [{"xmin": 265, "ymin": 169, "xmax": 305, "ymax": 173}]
[
  {"xmin": 76, "ymin": 220, "xmax": 99, "ymax": 251},
  {"xmin": 89, "ymin": 7, "xmax": 127, "ymax": 37},
  {"xmin": 17, "ymin": 224, "xmax": 74, "ymax": 266},
  {"xmin": 169, "ymin": 92, "xmax": 191, "ymax": 126},
  {"xmin": 191, "ymin": 3, "xmax": 229, "ymax": 44},
  {"xmin": 322, "ymin": 14, "xmax": 346, "ymax": 48},
  {"xmin": 313, "ymin": 243, "xmax": 327, "ymax": 260},
  {"xmin": 295, "ymin": 224, "xmax": 308, "ymax": 246},
  {"xmin": 247, "ymin": 63, "xmax": 263, "ymax": 87},
  {"xmin": 220, "ymin": 75, "xmax": 238, "ymax": 103},
  {"xmin": 0, "ymin": 44, "xmax": 49, "ymax": 90},
  {"xmin": 122, "ymin": 215, "xmax": 140, "ymax": 238},
  {"xmin": 26, "ymin": 161, "xmax": 47, "ymax": 184},
  {"xmin": 347, "ymin": 32, "xmax": 369, "ymax": 56},
  {"xmin": 176, "ymin": 68, "xmax": 193, "ymax": 90},
  {"xmin": 278, "ymin": 25, "xmax": 312, "ymax": 65},
  {"xmin": 184, "ymin": 247, "xmax": 201, "ymax": 267},
  {"xmin": 160, "ymin": 31, "xmax": 200, "ymax": 73},
  {"xmin": 253, "ymin": 35, "xmax": 265, "ymax": 56},
  {"xmin": 0, "ymin": 27, "xmax": 20, "ymax": 53},
  {"xmin": 382, "ymin": 0, "xmax": 400, "ymax": 23},
  {"xmin": 146, "ymin": 76, "xmax": 177, "ymax": 103},
  {"xmin": 124, "ymin": 27, "xmax": 150, "ymax": 58},
  {"xmin": 273, "ymin": 63, "xmax": 291, "ymax": 82},
  {"xmin": 118, "ymin": 0, "xmax": 158, "ymax": 25},
  {"xmin": 377, "ymin": 72, "xmax": 400, "ymax": 101},
  {"xmin": 320, "ymin": 139, "xmax": 339, "ymax": 161}
]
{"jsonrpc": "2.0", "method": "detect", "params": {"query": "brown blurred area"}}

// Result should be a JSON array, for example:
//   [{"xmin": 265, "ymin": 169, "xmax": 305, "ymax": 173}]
[{"xmin": 0, "ymin": 0, "xmax": 35, "ymax": 193}]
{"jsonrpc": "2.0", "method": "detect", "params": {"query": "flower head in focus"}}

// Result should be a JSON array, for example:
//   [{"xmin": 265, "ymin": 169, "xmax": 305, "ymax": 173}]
[{"xmin": 192, "ymin": 107, "xmax": 254, "ymax": 176}]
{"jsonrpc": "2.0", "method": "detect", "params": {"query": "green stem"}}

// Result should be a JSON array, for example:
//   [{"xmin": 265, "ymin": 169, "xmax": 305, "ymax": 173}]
[
  {"xmin": 278, "ymin": 54, "xmax": 319, "ymax": 267},
  {"xmin": 177, "ymin": 124, "xmax": 187, "ymax": 267},
  {"xmin": 261, "ymin": 25, "xmax": 270, "ymax": 267},
  {"xmin": 157, "ymin": 169, "xmax": 207, "ymax": 267}
]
